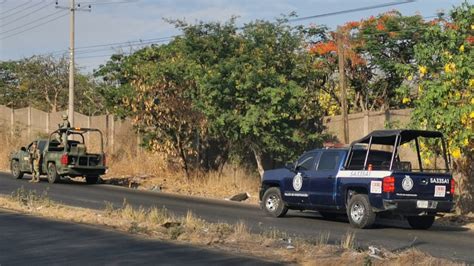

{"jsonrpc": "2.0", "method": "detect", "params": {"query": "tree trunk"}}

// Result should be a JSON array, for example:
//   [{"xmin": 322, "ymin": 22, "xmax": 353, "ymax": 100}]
[
  {"xmin": 454, "ymin": 155, "xmax": 474, "ymax": 214},
  {"xmin": 251, "ymin": 147, "xmax": 265, "ymax": 179}
]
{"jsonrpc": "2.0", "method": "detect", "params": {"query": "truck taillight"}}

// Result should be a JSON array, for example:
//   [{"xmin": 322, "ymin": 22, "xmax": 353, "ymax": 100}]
[
  {"xmin": 60, "ymin": 154, "xmax": 68, "ymax": 165},
  {"xmin": 450, "ymin": 178, "xmax": 455, "ymax": 195},
  {"xmin": 383, "ymin": 176, "xmax": 395, "ymax": 193}
]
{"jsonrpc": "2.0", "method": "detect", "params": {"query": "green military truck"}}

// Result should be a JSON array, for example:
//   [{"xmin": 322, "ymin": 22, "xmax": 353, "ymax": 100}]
[{"xmin": 10, "ymin": 128, "xmax": 107, "ymax": 184}]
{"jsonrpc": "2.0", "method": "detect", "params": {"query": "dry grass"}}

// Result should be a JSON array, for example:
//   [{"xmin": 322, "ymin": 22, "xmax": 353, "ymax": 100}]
[
  {"xmin": 105, "ymin": 148, "xmax": 261, "ymax": 203},
  {"xmin": 0, "ymin": 188, "xmax": 462, "ymax": 266},
  {"xmin": 0, "ymin": 128, "xmax": 261, "ymax": 203}
]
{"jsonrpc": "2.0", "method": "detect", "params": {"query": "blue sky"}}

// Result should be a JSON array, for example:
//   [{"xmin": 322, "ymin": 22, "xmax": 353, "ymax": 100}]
[{"xmin": 0, "ymin": 0, "xmax": 469, "ymax": 73}]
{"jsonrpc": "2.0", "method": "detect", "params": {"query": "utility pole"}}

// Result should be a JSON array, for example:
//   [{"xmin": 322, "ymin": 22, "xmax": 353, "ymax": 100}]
[
  {"xmin": 69, "ymin": 0, "xmax": 75, "ymax": 126},
  {"xmin": 56, "ymin": 1, "xmax": 91, "ymax": 126},
  {"xmin": 337, "ymin": 27, "xmax": 349, "ymax": 144}
]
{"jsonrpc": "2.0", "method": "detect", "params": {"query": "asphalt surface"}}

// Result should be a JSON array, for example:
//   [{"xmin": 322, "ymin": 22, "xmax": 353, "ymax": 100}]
[
  {"xmin": 0, "ymin": 172, "xmax": 473, "ymax": 263},
  {"xmin": 0, "ymin": 210, "xmax": 279, "ymax": 266}
]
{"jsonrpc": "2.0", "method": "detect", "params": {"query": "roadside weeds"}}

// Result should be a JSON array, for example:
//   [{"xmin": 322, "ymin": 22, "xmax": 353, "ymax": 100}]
[{"xmin": 0, "ymin": 188, "xmax": 462, "ymax": 266}]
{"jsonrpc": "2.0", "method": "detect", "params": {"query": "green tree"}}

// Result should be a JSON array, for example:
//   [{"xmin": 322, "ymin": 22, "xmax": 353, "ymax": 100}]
[
  {"xmin": 407, "ymin": 2, "xmax": 473, "ymax": 212},
  {"xmin": 177, "ymin": 18, "xmax": 328, "ymax": 176}
]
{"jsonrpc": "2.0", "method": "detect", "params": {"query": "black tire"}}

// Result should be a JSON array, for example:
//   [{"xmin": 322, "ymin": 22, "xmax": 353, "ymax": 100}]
[
  {"xmin": 11, "ymin": 160, "xmax": 24, "ymax": 179},
  {"xmin": 47, "ymin": 163, "xmax": 60, "ymax": 184},
  {"xmin": 319, "ymin": 211, "xmax": 339, "ymax": 220},
  {"xmin": 347, "ymin": 194, "xmax": 376, "ymax": 229},
  {"xmin": 407, "ymin": 215, "xmax": 435, "ymax": 230},
  {"xmin": 261, "ymin": 187, "xmax": 288, "ymax": 217},
  {"xmin": 85, "ymin": 176, "xmax": 99, "ymax": 184}
]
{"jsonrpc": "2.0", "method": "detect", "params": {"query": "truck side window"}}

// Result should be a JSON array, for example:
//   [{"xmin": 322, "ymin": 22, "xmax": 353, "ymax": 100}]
[
  {"xmin": 296, "ymin": 153, "xmax": 316, "ymax": 171},
  {"xmin": 317, "ymin": 151, "xmax": 341, "ymax": 171}
]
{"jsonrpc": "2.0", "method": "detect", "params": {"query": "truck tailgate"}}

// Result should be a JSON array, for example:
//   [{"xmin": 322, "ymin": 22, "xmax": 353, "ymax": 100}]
[{"xmin": 393, "ymin": 172, "xmax": 453, "ymax": 200}]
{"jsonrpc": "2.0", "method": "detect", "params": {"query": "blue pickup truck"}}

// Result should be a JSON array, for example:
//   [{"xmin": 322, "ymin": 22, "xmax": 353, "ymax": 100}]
[{"xmin": 259, "ymin": 130, "xmax": 455, "ymax": 229}]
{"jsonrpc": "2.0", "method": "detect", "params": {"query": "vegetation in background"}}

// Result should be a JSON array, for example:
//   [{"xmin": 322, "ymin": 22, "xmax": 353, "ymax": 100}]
[{"xmin": 404, "ymin": 3, "xmax": 473, "ymax": 213}]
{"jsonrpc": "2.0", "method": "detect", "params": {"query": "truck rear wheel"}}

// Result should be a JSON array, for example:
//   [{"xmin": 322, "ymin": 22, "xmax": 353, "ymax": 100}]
[
  {"xmin": 261, "ymin": 187, "xmax": 288, "ymax": 217},
  {"xmin": 347, "ymin": 194, "xmax": 376, "ymax": 229},
  {"xmin": 85, "ymin": 176, "xmax": 99, "ymax": 184},
  {"xmin": 11, "ymin": 160, "xmax": 24, "ymax": 179},
  {"xmin": 407, "ymin": 215, "xmax": 435, "ymax": 230},
  {"xmin": 47, "ymin": 163, "xmax": 60, "ymax": 184}
]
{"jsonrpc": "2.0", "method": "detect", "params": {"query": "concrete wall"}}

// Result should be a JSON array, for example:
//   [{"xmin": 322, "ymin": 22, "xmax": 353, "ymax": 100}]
[
  {"xmin": 0, "ymin": 105, "xmax": 415, "ymax": 157},
  {"xmin": 324, "ymin": 109, "xmax": 412, "ymax": 143},
  {"xmin": 0, "ymin": 105, "xmax": 137, "ymax": 153}
]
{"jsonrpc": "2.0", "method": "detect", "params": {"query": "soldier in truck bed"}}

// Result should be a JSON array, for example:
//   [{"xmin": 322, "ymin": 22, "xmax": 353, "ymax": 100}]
[{"xmin": 57, "ymin": 114, "xmax": 71, "ymax": 147}]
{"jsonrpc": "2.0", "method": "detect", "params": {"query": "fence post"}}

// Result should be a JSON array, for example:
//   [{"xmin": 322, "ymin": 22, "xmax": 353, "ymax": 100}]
[
  {"xmin": 110, "ymin": 115, "xmax": 115, "ymax": 154},
  {"xmin": 46, "ymin": 112, "xmax": 50, "ymax": 133},
  {"xmin": 87, "ymin": 115, "xmax": 91, "ymax": 144},
  {"xmin": 10, "ymin": 108, "xmax": 14, "ymax": 136},
  {"xmin": 27, "ymin": 107, "xmax": 32, "ymax": 140},
  {"xmin": 363, "ymin": 110, "xmax": 369, "ymax": 135},
  {"xmin": 105, "ymin": 114, "xmax": 109, "ymax": 152}
]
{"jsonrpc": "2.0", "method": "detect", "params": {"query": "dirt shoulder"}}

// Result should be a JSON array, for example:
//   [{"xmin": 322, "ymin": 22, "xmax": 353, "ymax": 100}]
[{"xmin": 0, "ymin": 187, "xmax": 461, "ymax": 266}]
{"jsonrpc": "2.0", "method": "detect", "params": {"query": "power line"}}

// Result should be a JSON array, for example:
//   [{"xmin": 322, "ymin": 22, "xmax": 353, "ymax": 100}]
[
  {"xmin": 1, "ymin": 2, "xmax": 52, "ymax": 28},
  {"xmin": 0, "ymin": 1, "xmax": 47, "ymax": 21},
  {"xmin": 76, "ymin": 0, "xmax": 139, "ymax": 6},
  {"xmin": 0, "ymin": 10, "xmax": 66, "ymax": 35},
  {"xmin": 0, "ymin": 0, "xmax": 32, "ymax": 16},
  {"xmin": 0, "ymin": 11, "xmax": 68, "ymax": 40},
  {"xmin": 289, "ymin": 0, "xmax": 416, "ymax": 22}
]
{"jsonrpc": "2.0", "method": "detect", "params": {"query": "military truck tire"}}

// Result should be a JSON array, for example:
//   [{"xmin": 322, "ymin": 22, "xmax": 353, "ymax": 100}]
[
  {"xmin": 261, "ymin": 187, "xmax": 288, "ymax": 218},
  {"xmin": 47, "ymin": 163, "xmax": 60, "ymax": 184},
  {"xmin": 11, "ymin": 160, "xmax": 24, "ymax": 179},
  {"xmin": 407, "ymin": 215, "xmax": 435, "ymax": 230},
  {"xmin": 347, "ymin": 194, "xmax": 376, "ymax": 229},
  {"xmin": 85, "ymin": 176, "xmax": 99, "ymax": 184}
]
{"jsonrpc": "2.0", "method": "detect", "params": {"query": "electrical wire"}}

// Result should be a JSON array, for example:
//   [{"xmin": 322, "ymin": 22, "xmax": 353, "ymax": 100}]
[
  {"xmin": 1, "ymin": 0, "xmax": 47, "ymax": 21},
  {"xmin": 1, "ymin": 2, "xmax": 52, "ymax": 28},
  {"xmin": 0, "ymin": 11, "xmax": 68, "ymax": 41},
  {"xmin": 288, "ymin": 0, "xmax": 416, "ymax": 22},
  {"xmin": 0, "ymin": 0, "xmax": 32, "ymax": 16},
  {"xmin": 0, "ymin": 10, "xmax": 66, "ymax": 35}
]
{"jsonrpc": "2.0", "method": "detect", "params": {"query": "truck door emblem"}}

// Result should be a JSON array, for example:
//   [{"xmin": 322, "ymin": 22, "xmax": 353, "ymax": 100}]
[
  {"xmin": 293, "ymin": 173, "xmax": 303, "ymax": 191},
  {"xmin": 402, "ymin": 175, "xmax": 414, "ymax": 191}
]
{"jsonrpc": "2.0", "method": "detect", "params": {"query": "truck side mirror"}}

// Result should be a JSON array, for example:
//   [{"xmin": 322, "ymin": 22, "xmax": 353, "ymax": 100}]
[{"xmin": 285, "ymin": 162, "xmax": 296, "ymax": 172}]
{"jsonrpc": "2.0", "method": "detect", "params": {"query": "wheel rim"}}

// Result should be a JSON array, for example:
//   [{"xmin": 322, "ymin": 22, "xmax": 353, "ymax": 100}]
[
  {"xmin": 11, "ymin": 161, "xmax": 19, "ymax": 176},
  {"xmin": 265, "ymin": 194, "xmax": 279, "ymax": 212},
  {"xmin": 350, "ymin": 202, "xmax": 365, "ymax": 223}
]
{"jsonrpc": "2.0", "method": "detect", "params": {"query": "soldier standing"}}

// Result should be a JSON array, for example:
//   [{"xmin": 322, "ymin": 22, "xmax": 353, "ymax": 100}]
[{"xmin": 29, "ymin": 141, "xmax": 41, "ymax": 183}]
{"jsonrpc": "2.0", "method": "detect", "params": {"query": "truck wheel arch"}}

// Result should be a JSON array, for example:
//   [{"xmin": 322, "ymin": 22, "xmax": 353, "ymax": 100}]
[
  {"xmin": 345, "ymin": 187, "xmax": 368, "ymax": 206},
  {"xmin": 260, "ymin": 182, "xmax": 281, "ymax": 200}
]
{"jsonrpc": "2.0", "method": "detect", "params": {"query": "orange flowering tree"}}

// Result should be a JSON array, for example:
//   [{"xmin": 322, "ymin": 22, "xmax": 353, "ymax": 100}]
[{"xmin": 310, "ymin": 12, "xmax": 427, "ymax": 113}]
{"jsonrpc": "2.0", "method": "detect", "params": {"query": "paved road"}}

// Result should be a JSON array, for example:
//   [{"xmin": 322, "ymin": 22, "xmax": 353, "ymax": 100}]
[
  {"xmin": 0, "ymin": 172, "xmax": 473, "ymax": 263},
  {"xmin": 0, "ymin": 209, "xmax": 279, "ymax": 265}
]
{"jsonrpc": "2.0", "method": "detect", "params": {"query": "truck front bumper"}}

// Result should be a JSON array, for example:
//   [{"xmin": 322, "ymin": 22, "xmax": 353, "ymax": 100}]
[{"xmin": 382, "ymin": 199, "xmax": 454, "ymax": 215}]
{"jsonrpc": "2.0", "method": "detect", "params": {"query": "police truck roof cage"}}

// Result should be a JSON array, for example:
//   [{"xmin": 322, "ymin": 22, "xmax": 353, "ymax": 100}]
[{"xmin": 351, "ymin": 129, "xmax": 443, "ymax": 145}]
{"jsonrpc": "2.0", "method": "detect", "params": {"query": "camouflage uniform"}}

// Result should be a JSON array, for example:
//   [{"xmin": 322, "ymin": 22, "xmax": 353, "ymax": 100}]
[
  {"xmin": 58, "ymin": 114, "xmax": 71, "ymax": 147},
  {"xmin": 29, "ymin": 143, "xmax": 41, "ymax": 183}
]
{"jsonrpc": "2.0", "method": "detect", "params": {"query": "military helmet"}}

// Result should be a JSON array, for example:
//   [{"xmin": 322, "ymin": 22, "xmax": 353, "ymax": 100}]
[{"xmin": 62, "ymin": 114, "xmax": 68, "ymax": 120}]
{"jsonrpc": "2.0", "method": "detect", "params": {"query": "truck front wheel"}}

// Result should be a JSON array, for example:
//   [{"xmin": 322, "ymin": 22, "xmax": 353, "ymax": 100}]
[
  {"xmin": 47, "ymin": 163, "xmax": 60, "ymax": 184},
  {"xmin": 11, "ymin": 160, "xmax": 24, "ymax": 179},
  {"xmin": 347, "ymin": 194, "xmax": 376, "ymax": 229},
  {"xmin": 261, "ymin": 187, "xmax": 288, "ymax": 218},
  {"xmin": 407, "ymin": 215, "xmax": 435, "ymax": 230}
]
